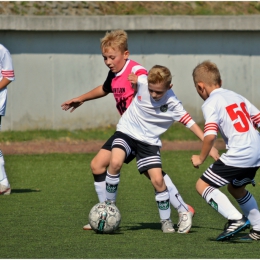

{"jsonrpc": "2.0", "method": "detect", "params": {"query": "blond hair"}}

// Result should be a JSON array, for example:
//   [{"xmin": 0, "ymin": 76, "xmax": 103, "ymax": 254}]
[
  {"xmin": 100, "ymin": 29, "xmax": 128, "ymax": 53},
  {"xmin": 192, "ymin": 60, "xmax": 221, "ymax": 86},
  {"xmin": 148, "ymin": 65, "xmax": 172, "ymax": 86}
]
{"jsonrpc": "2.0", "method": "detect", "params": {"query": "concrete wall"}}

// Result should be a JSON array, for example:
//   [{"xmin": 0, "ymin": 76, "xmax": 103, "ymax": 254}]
[{"xmin": 1, "ymin": 15, "xmax": 260, "ymax": 131}]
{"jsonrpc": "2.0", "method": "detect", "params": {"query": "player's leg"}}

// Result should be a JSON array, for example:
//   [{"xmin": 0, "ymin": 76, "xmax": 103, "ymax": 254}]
[
  {"xmin": 136, "ymin": 143, "xmax": 174, "ymax": 233},
  {"xmin": 105, "ymin": 147, "xmax": 125, "ymax": 202},
  {"xmin": 90, "ymin": 149, "xmax": 111, "ymax": 203},
  {"xmin": 0, "ymin": 117, "xmax": 10, "ymax": 195},
  {"xmin": 196, "ymin": 160, "xmax": 250, "ymax": 241},
  {"xmin": 105, "ymin": 131, "xmax": 134, "ymax": 203},
  {"xmin": 227, "ymin": 167, "xmax": 260, "ymax": 241}
]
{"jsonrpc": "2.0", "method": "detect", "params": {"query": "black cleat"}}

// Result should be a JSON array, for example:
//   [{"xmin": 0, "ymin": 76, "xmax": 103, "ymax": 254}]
[
  {"xmin": 240, "ymin": 229, "xmax": 260, "ymax": 241},
  {"xmin": 216, "ymin": 216, "xmax": 250, "ymax": 241}
]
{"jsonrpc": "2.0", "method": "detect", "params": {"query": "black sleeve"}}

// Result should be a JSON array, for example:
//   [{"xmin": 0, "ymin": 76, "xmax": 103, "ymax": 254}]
[{"xmin": 102, "ymin": 70, "xmax": 115, "ymax": 93}]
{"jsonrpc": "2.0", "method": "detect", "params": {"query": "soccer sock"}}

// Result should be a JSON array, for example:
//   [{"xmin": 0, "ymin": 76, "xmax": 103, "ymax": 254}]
[
  {"xmin": 0, "ymin": 153, "xmax": 9, "ymax": 186},
  {"xmin": 163, "ymin": 173, "xmax": 189, "ymax": 213},
  {"xmin": 202, "ymin": 186, "xmax": 242, "ymax": 220},
  {"xmin": 237, "ymin": 191, "xmax": 260, "ymax": 231},
  {"xmin": 156, "ymin": 189, "xmax": 171, "ymax": 220},
  {"xmin": 93, "ymin": 171, "xmax": 106, "ymax": 203},
  {"xmin": 105, "ymin": 171, "xmax": 120, "ymax": 202}
]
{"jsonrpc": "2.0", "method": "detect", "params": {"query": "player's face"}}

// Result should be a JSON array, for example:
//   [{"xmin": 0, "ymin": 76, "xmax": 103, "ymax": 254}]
[
  {"xmin": 148, "ymin": 82, "xmax": 172, "ymax": 101},
  {"xmin": 102, "ymin": 47, "xmax": 129, "ymax": 73}
]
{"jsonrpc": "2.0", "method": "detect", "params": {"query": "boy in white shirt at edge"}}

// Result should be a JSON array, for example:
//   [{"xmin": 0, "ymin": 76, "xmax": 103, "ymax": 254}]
[
  {"xmin": 104, "ymin": 65, "xmax": 219, "ymax": 233},
  {"xmin": 191, "ymin": 60, "xmax": 260, "ymax": 241},
  {"xmin": 0, "ymin": 44, "xmax": 15, "ymax": 195}
]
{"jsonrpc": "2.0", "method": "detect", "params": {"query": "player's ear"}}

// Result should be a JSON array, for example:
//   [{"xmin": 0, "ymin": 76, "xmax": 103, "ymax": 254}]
[
  {"xmin": 197, "ymin": 82, "xmax": 204, "ymax": 92},
  {"xmin": 124, "ymin": 50, "xmax": 130, "ymax": 59},
  {"xmin": 168, "ymin": 84, "xmax": 173, "ymax": 90}
]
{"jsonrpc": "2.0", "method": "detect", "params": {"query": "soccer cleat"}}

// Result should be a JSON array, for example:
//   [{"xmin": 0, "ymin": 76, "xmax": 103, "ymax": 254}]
[
  {"xmin": 161, "ymin": 219, "xmax": 175, "ymax": 233},
  {"xmin": 240, "ymin": 229, "xmax": 260, "ymax": 241},
  {"xmin": 216, "ymin": 216, "xmax": 250, "ymax": 241},
  {"xmin": 83, "ymin": 224, "xmax": 92, "ymax": 230},
  {"xmin": 0, "ymin": 184, "xmax": 11, "ymax": 195},
  {"xmin": 177, "ymin": 211, "xmax": 193, "ymax": 233},
  {"xmin": 187, "ymin": 204, "xmax": 195, "ymax": 217}
]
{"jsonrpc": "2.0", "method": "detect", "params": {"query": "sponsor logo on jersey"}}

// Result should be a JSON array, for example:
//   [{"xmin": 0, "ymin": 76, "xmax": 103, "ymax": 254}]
[
  {"xmin": 160, "ymin": 104, "xmax": 168, "ymax": 112},
  {"xmin": 138, "ymin": 96, "xmax": 142, "ymax": 101}
]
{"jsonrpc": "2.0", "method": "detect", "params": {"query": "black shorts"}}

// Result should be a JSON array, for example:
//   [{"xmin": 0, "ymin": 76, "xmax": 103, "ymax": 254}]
[
  {"xmin": 101, "ymin": 132, "xmax": 136, "ymax": 164},
  {"xmin": 201, "ymin": 159, "xmax": 259, "ymax": 188},
  {"xmin": 108, "ymin": 131, "xmax": 162, "ymax": 173}
]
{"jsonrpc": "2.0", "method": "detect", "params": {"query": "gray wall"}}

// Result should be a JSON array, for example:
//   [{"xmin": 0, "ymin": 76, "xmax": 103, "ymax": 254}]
[{"xmin": 1, "ymin": 15, "xmax": 260, "ymax": 131}]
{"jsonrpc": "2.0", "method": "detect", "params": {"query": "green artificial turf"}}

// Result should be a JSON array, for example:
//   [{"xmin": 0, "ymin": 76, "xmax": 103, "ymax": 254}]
[{"xmin": 1, "ymin": 151, "xmax": 259, "ymax": 258}]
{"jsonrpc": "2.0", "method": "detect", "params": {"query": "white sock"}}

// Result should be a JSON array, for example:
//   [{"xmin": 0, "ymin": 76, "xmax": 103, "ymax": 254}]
[
  {"xmin": 202, "ymin": 186, "xmax": 242, "ymax": 220},
  {"xmin": 105, "ymin": 171, "xmax": 120, "ymax": 201},
  {"xmin": 0, "ymin": 154, "xmax": 9, "ymax": 186},
  {"xmin": 237, "ymin": 191, "xmax": 260, "ymax": 231},
  {"xmin": 164, "ymin": 174, "xmax": 188, "ymax": 213},
  {"xmin": 156, "ymin": 189, "xmax": 171, "ymax": 220},
  {"xmin": 94, "ymin": 181, "xmax": 106, "ymax": 202}
]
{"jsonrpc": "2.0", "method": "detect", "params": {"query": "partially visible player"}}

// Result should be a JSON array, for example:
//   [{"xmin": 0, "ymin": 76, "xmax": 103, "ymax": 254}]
[
  {"xmin": 191, "ymin": 60, "xmax": 260, "ymax": 241},
  {"xmin": 0, "ymin": 44, "xmax": 15, "ymax": 195},
  {"xmin": 102, "ymin": 65, "xmax": 219, "ymax": 233},
  {"xmin": 61, "ymin": 30, "xmax": 199, "ymax": 232}
]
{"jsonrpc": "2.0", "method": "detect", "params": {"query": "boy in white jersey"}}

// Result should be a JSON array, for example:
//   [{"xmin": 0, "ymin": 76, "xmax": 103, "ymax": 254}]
[
  {"xmin": 61, "ymin": 30, "xmax": 197, "ymax": 231},
  {"xmin": 191, "ymin": 60, "xmax": 260, "ymax": 241},
  {"xmin": 104, "ymin": 65, "xmax": 219, "ymax": 233},
  {"xmin": 0, "ymin": 44, "xmax": 15, "ymax": 195}
]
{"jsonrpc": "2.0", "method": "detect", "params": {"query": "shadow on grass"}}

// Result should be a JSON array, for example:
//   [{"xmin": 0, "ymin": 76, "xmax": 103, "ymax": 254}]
[{"xmin": 10, "ymin": 189, "xmax": 41, "ymax": 193}]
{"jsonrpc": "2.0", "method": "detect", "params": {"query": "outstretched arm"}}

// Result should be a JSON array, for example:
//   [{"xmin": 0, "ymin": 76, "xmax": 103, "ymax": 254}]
[
  {"xmin": 61, "ymin": 85, "xmax": 108, "ymax": 113},
  {"xmin": 189, "ymin": 123, "xmax": 220, "ymax": 161},
  {"xmin": 191, "ymin": 134, "xmax": 216, "ymax": 168}
]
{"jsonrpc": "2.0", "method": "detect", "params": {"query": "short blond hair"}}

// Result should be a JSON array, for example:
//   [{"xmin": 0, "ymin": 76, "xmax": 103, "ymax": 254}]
[
  {"xmin": 192, "ymin": 60, "xmax": 221, "ymax": 86},
  {"xmin": 148, "ymin": 65, "xmax": 172, "ymax": 86},
  {"xmin": 100, "ymin": 29, "xmax": 128, "ymax": 53}
]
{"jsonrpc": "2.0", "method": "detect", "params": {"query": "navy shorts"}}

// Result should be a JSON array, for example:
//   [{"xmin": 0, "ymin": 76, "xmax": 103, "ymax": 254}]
[
  {"xmin": 201, "ymin": 159, "xmax": 259, "ymax": 188},
  {"xmin": 108, "ymin": 131, "xmax": 162, "ymax": 173}
]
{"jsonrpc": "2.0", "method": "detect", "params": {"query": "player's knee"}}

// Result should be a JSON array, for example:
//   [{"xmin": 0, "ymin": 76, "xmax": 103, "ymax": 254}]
[
  {"xmin": 90, "ymin": 158, "xmax": 105, "ymax": 175},
  {"xmin": 109, "ymin": 158, "xmax": 123, "ymax": 172}
]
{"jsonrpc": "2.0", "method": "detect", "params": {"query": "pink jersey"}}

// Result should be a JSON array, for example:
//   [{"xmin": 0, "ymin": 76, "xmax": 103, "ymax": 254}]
[
  {"xmin": 202, "ymin": 88, "xmax": 260, "ymax": 167},
  {"xmin": 102, "ymin": 59, "xmax": 147, "ymax": 115}
]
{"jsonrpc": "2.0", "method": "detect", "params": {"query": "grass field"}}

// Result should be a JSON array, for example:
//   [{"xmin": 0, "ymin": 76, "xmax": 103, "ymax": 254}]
[{"xmin": 1, "ymin": 151, "xmax": 260, "ymax": 259}]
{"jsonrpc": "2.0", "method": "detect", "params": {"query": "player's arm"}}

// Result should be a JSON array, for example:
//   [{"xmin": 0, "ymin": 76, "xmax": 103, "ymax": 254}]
[
  {"xmin": 0, "ymin": 77, "xmax": 12, "ymax": 90},
  {"xmin": 191, "ymin": 134, "xmax": 216, "ymax": 168},
  {"xmin": 61, "ymin": 85, "xmax": 108, "ymax": 113},
  {"xmin": 189, "ymin": 123, "xmax": 219, "ymax": 161}
]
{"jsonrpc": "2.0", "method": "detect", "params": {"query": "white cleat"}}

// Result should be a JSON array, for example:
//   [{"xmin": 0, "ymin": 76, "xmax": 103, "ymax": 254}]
[
  {"xmin": 161, "ymin": 219, "xmax": 175, "ymax": 233},
  {"xmin": 0, "ymin": 184, "xmax": 11, "ymax": 195},
  {"xmin": 177, "ymin": 211, "xmax": 193, "ymax": 234},
  {"xmin": 83, "ymin": 224, "xmax": 92, "ymax": 230}
]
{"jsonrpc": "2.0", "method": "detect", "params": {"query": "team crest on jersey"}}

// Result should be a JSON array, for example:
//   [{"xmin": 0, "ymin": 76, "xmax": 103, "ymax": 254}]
[{"xmin": 160, "ymin": 104, "xmax": 168, "ymax": 112}]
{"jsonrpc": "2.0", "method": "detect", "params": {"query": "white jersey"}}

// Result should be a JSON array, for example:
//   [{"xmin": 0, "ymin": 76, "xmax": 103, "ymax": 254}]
[
  {"xmin": 0, "ymin": 44, "xmax": 15, "ymax": 116},
  {"xmin": 202, "ymin": 88, "xmax": 260, "ymax": 167},
  {"xmin": 117, "ymin": 75, "xmax": 195, "ymax": 147}
]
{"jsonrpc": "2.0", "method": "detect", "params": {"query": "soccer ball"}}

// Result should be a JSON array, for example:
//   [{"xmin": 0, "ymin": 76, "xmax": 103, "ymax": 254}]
[{"xmin": 88, "ymin": 201, "xmax": 121, "ymax": 234}]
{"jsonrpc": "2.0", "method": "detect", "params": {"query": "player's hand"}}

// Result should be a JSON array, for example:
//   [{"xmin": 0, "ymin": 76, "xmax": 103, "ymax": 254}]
[
  {"xmin": 61, "ymin": 99, "xmax": 84, "ymax": 113},
  {"xmin": 128, "ymin": 73, "xmax": 138, "ymax": 84},
  {"xmin": 209, "ymin": 146, "xmax": 220, "ymax": 161},
  {"xmin": 191, "ymin": 155, "xmax": 203, "ymax": 169}
]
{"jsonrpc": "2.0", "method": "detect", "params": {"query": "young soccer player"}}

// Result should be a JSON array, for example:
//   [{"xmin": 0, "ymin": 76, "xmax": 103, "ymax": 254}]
[
  {"xmin": 61, "ymin": 30, "xmax": 202, "ymax": 232},
  {"xmin": 0, "ymin": 44, "xmax": 15, "ymax": 195},
  {"xmin": 102, "ymin": 65, "xmax": 219, "ymax": 233},
  {"xmin": 191, "ymin": 60, "xmax": 260, "ymax": 241}
]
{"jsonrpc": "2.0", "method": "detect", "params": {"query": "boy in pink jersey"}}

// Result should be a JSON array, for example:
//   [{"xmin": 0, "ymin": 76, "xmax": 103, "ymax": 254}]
[
  {"xmin": 61, "ymin": 30, "xmax": 198, "ymax": 232},
  {"xmin": 191, "ymin": 60, "xmax": 260, "ymax": 241}
]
